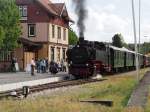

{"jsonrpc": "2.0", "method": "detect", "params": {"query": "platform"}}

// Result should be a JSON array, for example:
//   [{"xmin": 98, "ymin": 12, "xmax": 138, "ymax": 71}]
[
  {"xmin": 127, "ymin": 71, "xmax": 150, "ymax": 108},
  {"xmin": 0, "ymin": 72, "xmax": 69, "ymax": 92}
]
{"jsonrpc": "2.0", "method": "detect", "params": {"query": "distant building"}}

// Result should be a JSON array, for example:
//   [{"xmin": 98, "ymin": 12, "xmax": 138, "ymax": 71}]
[{"xmin": 13, "ymin": 0, "xmax": 72, "ymax": 71}]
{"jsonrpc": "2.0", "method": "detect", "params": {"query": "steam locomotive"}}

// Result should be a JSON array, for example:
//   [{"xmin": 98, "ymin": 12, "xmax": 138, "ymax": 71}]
[{"xmin": 66, "ymin": 37, "xmax": 150, "ymax": 78}]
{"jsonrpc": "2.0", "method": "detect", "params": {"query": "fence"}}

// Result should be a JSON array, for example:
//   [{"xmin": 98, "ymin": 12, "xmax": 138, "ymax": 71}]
[{"xmin": 0, "ymin": 51, "xmax": 13, "ymax": 72}]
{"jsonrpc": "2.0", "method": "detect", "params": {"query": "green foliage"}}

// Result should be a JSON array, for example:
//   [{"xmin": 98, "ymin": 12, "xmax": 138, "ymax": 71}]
[
  {"xmin": 128, "ymin": 43, "xmax": 150, "ymax": 54},
  {"xmin": 69, "ymin": 29, "xmax": 78, "ymax": 45},
  {"xmin": 0, "ymin": 26, "xmax": 5, "ymax": 48},
  {"xmin": 0, "ymin": 68, "xmax": 148, "ymax": 112},
  {"xmin": 0, "ymin": 0, "xmax": 21, "ymax": 50},
  {"xmin": 128, "ymin": 44, "xmax": 135, "ymax": 51},
  {"xmin": 112, "ymin": 34, "xmax": 125, "ymax": 48},
  {"xmin": 140, "ymin": 42, "xmax": 150, "ymax": 54}
]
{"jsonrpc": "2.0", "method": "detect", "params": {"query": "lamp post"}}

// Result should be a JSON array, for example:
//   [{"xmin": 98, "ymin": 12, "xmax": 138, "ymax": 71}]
[{"xmin": 131, "ymin": 0, "xmax": 139, "ymax": 81}]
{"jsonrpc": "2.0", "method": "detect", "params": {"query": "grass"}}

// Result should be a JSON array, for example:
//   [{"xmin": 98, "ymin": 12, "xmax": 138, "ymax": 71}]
[
  {"xmin": 145, "ymin": 86, "xmax": 150, "ymax": 112},
  {"xmin": 0, "ymin": 68, "xmax": 149, "ymax": 112}
]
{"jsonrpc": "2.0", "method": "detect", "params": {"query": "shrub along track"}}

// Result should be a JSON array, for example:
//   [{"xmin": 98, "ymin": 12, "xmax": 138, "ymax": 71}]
[{"xmin": 0, "ymin": 79, "xmax": 106, "ymax": 99}]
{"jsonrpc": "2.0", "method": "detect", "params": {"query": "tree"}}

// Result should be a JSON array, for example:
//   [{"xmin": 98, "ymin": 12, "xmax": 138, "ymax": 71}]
[
  {"xmin": 140, "ymin": 42, "xmax": 150, "ymax": 54},
  {"xmin": 0, "ymin": 26, "xmax": 5, "ymax": 48},
  {"xmin": 69, "ymin": 29, "xmax": 78, "ymax": 45},
  {"xmin": 0, "ymin": 0, "xmax": 21, "ymax": 51},
  {"xmin": 112, "ymin": 33, "xmax": 125, "ymax": 48}
]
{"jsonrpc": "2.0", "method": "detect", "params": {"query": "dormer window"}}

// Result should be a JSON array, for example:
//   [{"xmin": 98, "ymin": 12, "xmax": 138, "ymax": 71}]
[{"xmin": 19, "ymin": 6, "xmax": 27, "ymax": 20}]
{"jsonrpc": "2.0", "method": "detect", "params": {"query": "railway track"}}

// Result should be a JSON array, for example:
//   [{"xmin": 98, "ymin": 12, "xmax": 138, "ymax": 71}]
[{"xmin": 0, "ymin": 78, "xmax": 106, "ymax": 99}]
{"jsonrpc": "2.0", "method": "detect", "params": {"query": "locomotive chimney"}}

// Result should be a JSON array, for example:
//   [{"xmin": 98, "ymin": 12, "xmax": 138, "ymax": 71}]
[{"xmin": 79, "ymin": 36, "xmax": 84, "ymax": 44}]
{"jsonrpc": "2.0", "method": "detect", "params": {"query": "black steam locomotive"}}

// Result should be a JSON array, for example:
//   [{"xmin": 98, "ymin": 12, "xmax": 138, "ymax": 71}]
[{"xmin": 67, "ymin": 38, "xmax": 150, "ymax": 78}]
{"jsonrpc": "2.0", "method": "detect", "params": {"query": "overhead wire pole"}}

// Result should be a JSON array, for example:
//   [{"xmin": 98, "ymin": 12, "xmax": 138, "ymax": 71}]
[
  {"xmin": 131, "ymin": 0, "xmax": 139, "ymax": 81},
  {"xmin": 139, "ymin": 0, "xmax": 141, "ymax": 52}
]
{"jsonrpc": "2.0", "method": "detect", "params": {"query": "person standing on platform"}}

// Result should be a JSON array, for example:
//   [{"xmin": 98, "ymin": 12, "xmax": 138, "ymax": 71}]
[
  {"xmin": 43, "ymin": 59, "xmax": 46, "ymax": 73},
  {"xmin": 31, "ymin": 58, "xmax": 36, "ymax": 76},
  {"xmin": 63, "ymin": 61, "xmax": 67, "ymax": 72},
  {"xmin": 11, "ymin": 57, "xmax": 16, "ymax": 72},
  {"xmin": 36, "ymin": 59, "xmax": 40, "ymax": 73},
  {"xmin": 45, "ymin": 58, "xmax": 49, "ymax": 73}
]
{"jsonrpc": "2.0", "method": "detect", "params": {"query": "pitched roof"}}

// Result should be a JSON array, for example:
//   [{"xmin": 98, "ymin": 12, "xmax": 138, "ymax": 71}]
[
  {"xmin": 37, "ymin": 1, "xmax": 74, "ymax": 22},
  {"xmin": 51, "ymin": 3, "xmax": 65, "ymax": 15},
  {"xmin": 36, "ymin": 0, "xmax": 58, "ymax": 16},
  {"xmin": 51, "ymin": 3, "xmax": 74, "ymax": 22},
  {"xmin": 16, "ymin": 0, "xmax": 73, "ymax": 22}
]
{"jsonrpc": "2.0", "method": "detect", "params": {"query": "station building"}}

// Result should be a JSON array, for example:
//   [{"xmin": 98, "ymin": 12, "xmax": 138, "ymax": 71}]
[{"xmin": 9, "ymin": 0, "xmax": 72, "ymax": 71}]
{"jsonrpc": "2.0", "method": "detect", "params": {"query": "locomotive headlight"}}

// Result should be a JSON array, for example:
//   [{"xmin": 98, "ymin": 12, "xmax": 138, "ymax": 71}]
[{"xmin": 86, "ymin": 64, "xmax": 89, "ymax": 66}]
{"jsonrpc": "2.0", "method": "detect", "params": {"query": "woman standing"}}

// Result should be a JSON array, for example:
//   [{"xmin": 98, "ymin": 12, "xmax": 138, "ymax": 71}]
[{"xmin": 31, "ymin": 58, "xmax": 36, "ymax": 76}]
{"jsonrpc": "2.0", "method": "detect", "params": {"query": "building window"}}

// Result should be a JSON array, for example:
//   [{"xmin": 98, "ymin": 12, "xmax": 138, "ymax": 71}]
[
  {"xmin": 51, "ymin": 47, "xmax": 55, "ymax": 61},
  {"xmin": 57, "ymin": 27, "xmax": 61, "ymax": 39},
  {"xmin": 52, "ymin": 25, "xmax": 55, "ymax": 38},
  {"xmin": 19, "ymin": 6, "xmax": 27, "ymax": 17},
  {"xmin": 57, "ymin": 48, "xmax": 60, "ymax": 62},
  {"xmin": 62, "ymin": 49, "xmax": 66, "ymax": 60},
  {"xmin": 28, "ymin": 24, "xmax": 36, "ymax": 37},
  {"xmin": 63, "ymin": 28, "xmax": 66, "ymax": 41}
]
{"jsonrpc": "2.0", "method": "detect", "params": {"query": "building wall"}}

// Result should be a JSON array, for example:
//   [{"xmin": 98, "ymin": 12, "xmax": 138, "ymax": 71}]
[
  {"xmin": 24, "ymin": 52, "xmax": 35, "ymax": 70},
  {"xmin": 49, "ymin": 23, "xmax": 68, "ymax": 45},
  {"xmin": 48, "ymin": 44, "xmax": 68, "ymax": 62},
  {"xmin": 38, "ymin": 44, "xmax": 48, "ymax": 59},
  {"xmin": 16, "ymin": 0, "xmax": 69, "ymax": 70},
  {"xmin": 14, "ymin": 47, "xmax": 24, "ymax": 70},
  {"xmin": 50, "ymin": 18, "xmax": 69, "ymax": 29},
  {"xmin": 21, "ymin": 23, "xmax": 49, "ymax": 42},
  {"xmin": 18, "ymin": 0, "xmax": 50, "ymax": 23},
  {"xmin": 18, "ymin": 1, "xmax": 69, "ymax": 27}
]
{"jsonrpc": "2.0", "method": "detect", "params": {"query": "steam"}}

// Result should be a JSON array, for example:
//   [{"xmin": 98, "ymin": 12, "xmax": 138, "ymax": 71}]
[{"xmin": 73, "ymin": 0, "xmax": 87, "ymax": 37}]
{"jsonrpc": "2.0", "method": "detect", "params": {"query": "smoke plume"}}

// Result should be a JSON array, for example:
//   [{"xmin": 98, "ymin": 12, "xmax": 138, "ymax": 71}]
[{"xmin": 73, "ymin": 0, "xmax": 87, "ymax": 37}]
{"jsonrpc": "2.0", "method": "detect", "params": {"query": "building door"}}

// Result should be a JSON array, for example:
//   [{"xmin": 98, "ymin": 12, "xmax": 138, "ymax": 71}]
[{"xmin": 24, "ymin": 52, "xmax": 35, "ymax": 70}]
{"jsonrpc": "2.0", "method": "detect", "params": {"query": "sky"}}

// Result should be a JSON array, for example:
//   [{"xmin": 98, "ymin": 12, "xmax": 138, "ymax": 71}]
[{"xmin": 52, "ymin": 0, "xmax": 150, "ymax": 43}]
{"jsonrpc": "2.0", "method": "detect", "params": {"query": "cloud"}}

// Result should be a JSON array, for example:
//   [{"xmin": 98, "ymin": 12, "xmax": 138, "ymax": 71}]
[
  {"xmin": 84, "ymin": 6, "xmax": 133, "ymax": 43},
  {"xmin": 52, "ymin": 0, "xmax": 150, "ymax": 43}
]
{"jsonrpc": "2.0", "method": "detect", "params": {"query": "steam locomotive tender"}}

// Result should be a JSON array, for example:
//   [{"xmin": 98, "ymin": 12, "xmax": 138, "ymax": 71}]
[{"xmin": 67, "ymin": 38, "xmax": 150, "ymax": 78}]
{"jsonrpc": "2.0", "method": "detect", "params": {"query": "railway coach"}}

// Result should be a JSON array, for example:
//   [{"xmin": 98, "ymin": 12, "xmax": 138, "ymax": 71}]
[{"xmin": 67, "ymin": 38, "xmax": 150, "ymax": 79}]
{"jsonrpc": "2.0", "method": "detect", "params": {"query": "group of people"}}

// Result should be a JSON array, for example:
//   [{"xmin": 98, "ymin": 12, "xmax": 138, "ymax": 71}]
[
  {"xmin": 36, "ymin": 58, "xmax": 49, "ymax": 74},
  {"xmin": 30, "ymin": 58, "xmax": 67, "ymax": 76}
]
